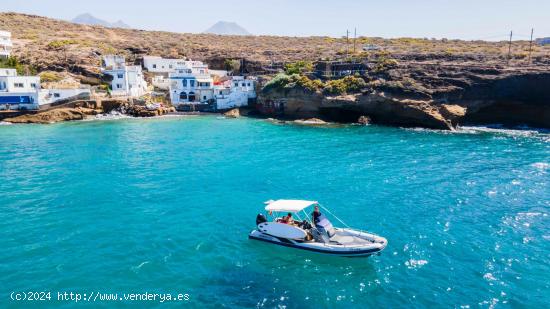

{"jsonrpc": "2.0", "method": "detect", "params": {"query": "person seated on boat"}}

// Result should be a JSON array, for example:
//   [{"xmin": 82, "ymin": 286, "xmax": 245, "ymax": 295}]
[{"xmin": 281, "ymin": 212, "xmax": 294, "ymax": 225}]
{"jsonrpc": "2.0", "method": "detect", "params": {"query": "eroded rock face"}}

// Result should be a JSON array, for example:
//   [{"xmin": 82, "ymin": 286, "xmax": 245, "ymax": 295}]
[
  {"xmin": 126, "ymin": 105, "xmax": 176, "ymax": 117},
  {"xmin": 4, "ymin": 108, "xmax": 98, "ymax": 124},
  {"xmin": 224, "ymin": 108, "xmax": 241, "ymax": 118},
  {"xmin": 259, "ymin": 88, "xmax": 465, "ymax": 130}
]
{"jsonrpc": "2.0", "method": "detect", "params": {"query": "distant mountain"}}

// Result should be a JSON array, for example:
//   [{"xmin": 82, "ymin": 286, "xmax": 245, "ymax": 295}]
[
  {"xmin": 71, "ymin": 13, "xmax": 130, "ymax": 29},
  {"xmin": 203, "ymin": 21, "xmax": 250, "ymax": 36}
]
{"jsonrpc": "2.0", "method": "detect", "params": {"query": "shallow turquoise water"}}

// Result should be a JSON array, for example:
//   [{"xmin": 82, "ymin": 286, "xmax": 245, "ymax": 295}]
[{"xmin": 1, "ymin": 116, "xmax": 549, "ymax": 308}]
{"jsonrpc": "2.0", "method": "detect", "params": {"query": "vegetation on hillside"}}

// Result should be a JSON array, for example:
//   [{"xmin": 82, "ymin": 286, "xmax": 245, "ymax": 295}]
[
  {"xmin": 263, "ymin": 68, "xmax": 367, "ymax": 95},
  {"xmin": 0, "ymin": 56, "xmax": 36, "ymax": 75}
]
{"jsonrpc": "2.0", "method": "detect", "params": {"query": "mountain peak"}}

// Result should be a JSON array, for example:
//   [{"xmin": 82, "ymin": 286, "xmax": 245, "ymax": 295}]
[
  {"xmin": 71, "ymin": 13, "xmax": 130, "ymax": 29},
  {"xmin": 203, "ymin": 21, "xmax": 250, "ymax": 36}
]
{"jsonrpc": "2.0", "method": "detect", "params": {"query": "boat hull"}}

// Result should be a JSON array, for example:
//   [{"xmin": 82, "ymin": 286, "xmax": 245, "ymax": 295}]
[{"xmin": 249, "ymin": 230, "xmax": 386, "ymax": 257}]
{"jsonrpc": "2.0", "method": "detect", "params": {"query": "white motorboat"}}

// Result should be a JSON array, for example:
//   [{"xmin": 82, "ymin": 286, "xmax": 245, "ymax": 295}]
[{"xmin": 249, "ymin": 200, "xmax": 387, "ymax": 257}]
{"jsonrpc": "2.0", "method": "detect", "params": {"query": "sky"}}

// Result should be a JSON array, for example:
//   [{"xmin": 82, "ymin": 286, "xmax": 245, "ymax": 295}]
[{"xmin": 1, "ymin": 0, "xmax": 549, "ymax": 40}]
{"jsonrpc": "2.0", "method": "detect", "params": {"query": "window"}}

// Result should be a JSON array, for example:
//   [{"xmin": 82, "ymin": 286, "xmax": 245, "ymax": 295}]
[
  {"xmin": 203, "ymin": 95, "xmax": 206, "ymax": 100},
  {"xmin": 190, "ymin": 80, "xmax": 195, "ymax": 87},
  {"xmin": 31, "ymin": 83, "xmax": 37, "ymax": 88},
  {"xmin": 169, "ymin": 65, "xmax": 173, "ymax": 69},
  {"xmin": 182, "ymin": 79, "xmax": 187, "ymax": 87},
  {"xmin": 14, "ymin": 83, "xmax": 24, "ymax": 88},
  {"xmin": 247, "ymin": 83, "xmax": 251, "ymax": 87},
  {"xmin": 242, "ymin": 83, "xmax": 246, "ymax": 87},
  {"xmin": 54, "ymin": 93, "xmax": 60, "ymax": 98},
  {"xmin": 153, "ymin": 64, "xmax": 157, "ymax": 69},
  {"xmin": 179, "ymin": 92, "xmax": 187, "ymax": 100},
  {"xmin": 117, "ymin": 73, "xmax": 123, "ymax": 78},
  {"xmin": 234, "ymin": 83, "xmax": 238, "ymax": 87},
  {"xmin": 116, "ymin": 84, "xmax": 122, "ymax": 89}
]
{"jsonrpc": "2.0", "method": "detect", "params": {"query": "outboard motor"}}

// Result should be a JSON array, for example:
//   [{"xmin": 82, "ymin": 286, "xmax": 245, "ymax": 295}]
[{"xmin": 256, "ymin": 213, "xmax": 267, "ymax": 225}]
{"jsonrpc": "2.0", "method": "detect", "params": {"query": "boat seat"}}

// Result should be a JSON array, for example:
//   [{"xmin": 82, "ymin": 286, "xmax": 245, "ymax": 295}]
[{"xmin": 329, "ymin": 234, "xmax": 355, "ymax": 245}]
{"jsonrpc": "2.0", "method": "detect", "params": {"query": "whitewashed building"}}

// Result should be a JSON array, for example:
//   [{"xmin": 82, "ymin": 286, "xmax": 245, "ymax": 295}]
[
  {"xmin": 0, "ymin": 68, "xmax": 40, "ymax": 110},
  {"xmin": 0, "ymin": 30, "xmax": 12, "ymax": 59},
  {"xmin": 143, "ymin": 56, "xmax": 188, "ymax": 73},
  {"xmin": 169, "ymin": 66, "xmax": 215, "ymax": 106},
  {"xmin": 215, "ymin": 76, "xmax": 256, "ymax": 110},
  {"xmin": 101, "ymin": 55, "xmax": 148, "ymax": 97},
  {"xmin": 146, "ymin": 56, "xmax": 256, "ymax": 110}
]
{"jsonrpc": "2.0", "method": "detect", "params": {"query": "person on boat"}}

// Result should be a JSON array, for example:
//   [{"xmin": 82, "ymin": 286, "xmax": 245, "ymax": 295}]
[
  {"xmin": 281, "ymin": 212, "xmax": 294, "ymax": 224},
  {"xmin": 311, "ymin": 205, "xmax": 335, "ymax": 242},
  {"xmin": 312, "ymin": 205, "xmax": 322, "ymax": 224}
]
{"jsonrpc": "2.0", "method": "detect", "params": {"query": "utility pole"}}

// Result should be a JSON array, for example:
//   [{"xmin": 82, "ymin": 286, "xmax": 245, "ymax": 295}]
[
  {"xmin": 507, "ymin": 31, "xmax": 513, "ymax": 65},
  {"xmin": 346, "ymin": 29, "xmax": 350, "ymax": 59},
  {"xmin": 353, "ymin": 27, "xmax": 357, "ymax": 55},
  {"xmin": 528, "ymin": 28, "xmax": 534, "ymax": 65}
]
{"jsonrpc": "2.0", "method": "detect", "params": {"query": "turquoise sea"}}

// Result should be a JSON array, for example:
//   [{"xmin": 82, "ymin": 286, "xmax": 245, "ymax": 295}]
[{"xmin": 1, "ymin": 116, "xmax": 548, "ymax": 308}]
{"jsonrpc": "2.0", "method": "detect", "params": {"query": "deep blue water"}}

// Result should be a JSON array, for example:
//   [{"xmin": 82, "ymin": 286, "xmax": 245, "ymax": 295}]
[{"xmin": 0, "ymin": 116, "xmax": 549, "ymax": 308}]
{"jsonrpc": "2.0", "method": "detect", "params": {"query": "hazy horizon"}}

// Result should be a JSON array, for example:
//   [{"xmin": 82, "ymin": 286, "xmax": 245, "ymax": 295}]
[{"xmin": 1, "ymin": 0, "xmax": 549, "ymax": 41}]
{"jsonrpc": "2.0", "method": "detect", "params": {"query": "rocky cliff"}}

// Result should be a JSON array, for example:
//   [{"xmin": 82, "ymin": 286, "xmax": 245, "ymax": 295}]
[{"xmin": 259, "ymin": 66, "xmax": 550, "ymax": 130}]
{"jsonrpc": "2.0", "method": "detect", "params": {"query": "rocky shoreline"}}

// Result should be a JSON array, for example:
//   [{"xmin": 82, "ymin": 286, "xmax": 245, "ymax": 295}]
[
  {"xmin": 2, "ymin": 99, "xmax": 176, "ymax": 124},
  {"xmin": 257, "ymin": 68, "xmax": 550, "ymax": 130}
]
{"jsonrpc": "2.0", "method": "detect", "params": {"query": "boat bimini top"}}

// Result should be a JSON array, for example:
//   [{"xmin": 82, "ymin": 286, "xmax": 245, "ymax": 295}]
[{"xmin": 264, "ymin": 199, "xmax": 318, "ymax": 212}]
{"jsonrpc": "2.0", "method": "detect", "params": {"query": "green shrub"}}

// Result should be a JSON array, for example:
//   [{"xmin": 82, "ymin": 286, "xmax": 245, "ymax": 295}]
[
  {"xmin": 262, "ymin": 73, "xmax": 292, "ymax": 92},
  {"xmin": 374, "ymin": 55, "xmax": 399, "ymax": 72},
  {"xmin": 0, "ymin": 56, "xmax": 35, "ymax": 75},
  {"xmin": 324, "ymin": 79, "xmax": 347, "ymax": 94},
  {"xmin": 324, "ymin": 76, "xmax": 367, "ymax": 94},
  {"xmin": 323, "ymin": 76, "xmax": 367, "ymax": 95},
  {"xmin": 263, "ymin": 73, "xmax": 324, "ymax": 93},
  {"xmin": 39, "ymin": 71, "xmax": 63, "ymax": 83},
  {"xmin": 224, "ymin": 59, "xmax": 241, "ymax": 72},
  {"xmin": 47, "ymin": 39, "xmax": 78, "ymax": 49},
  {"xmin": 287, "ymin": 74, "xmax": 324, "ymax": 92},
  {"xmin": 284, "ymin": 61, "xmax": 313, "ymax": 75}
]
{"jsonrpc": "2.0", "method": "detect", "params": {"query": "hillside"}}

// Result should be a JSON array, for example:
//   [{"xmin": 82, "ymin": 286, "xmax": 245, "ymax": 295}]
[{"xmin": 2, "ymin": 12, "xmax": 549, "ymax": 81}]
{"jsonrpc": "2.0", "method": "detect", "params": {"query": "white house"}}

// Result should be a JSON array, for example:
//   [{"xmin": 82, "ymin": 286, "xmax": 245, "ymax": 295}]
[
  {"xmin": 0, "ymin": 30, "xmax": 12, "ymax": 59},
  {"xmin": 0, "ymin": 68, "xmax": 40, "ymax": 110},
  {"xmin": 101, "ymin": 55, "xmax": 148, "ymax": 98},
  {"xmin": 169, "ymin": 66, "xmax": 215, "ymax": 106},
  {"xmin": 143, "ymin": 56, "xmax": 188, "ymax": 73},
  {"xmin": 214, "ymin": 76, "xmax": 256, "ymax": 110}
]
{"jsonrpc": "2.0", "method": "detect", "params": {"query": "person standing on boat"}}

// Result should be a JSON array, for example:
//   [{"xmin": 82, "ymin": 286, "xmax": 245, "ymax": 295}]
[
  {"xmin": 312, "ymin": 205, "xmax": 335, "ymax": 242},
  {"xmin": 312, "ymin": 205, "xmax": 322, "ymax": 224}
]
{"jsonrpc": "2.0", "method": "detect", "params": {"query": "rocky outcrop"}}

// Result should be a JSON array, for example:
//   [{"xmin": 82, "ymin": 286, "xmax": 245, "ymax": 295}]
[
  {"xmin": 126, "ymin": 105, "xmax": 176, "ymax": 117},
  {"xmin": 258, "ymin": 68, "xmax": 550, "ymax": 130},
  {"xmin": 259, "ymin": 89, "xmax": 465, "ymax": 130},
  {"xmin": 293, "ymin": 118, "xmax": 328, "ymax": 126},
  {"xmin": 4, "ymin": 107, "xmax": 99, "ymax": 124},
  {"xmin": 3, "ymin": 98, "xmax": 177, "ymax": 124},
  {"xmin": 223, "ymin": 108, "xmax": 241, "ymax": 118}
]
